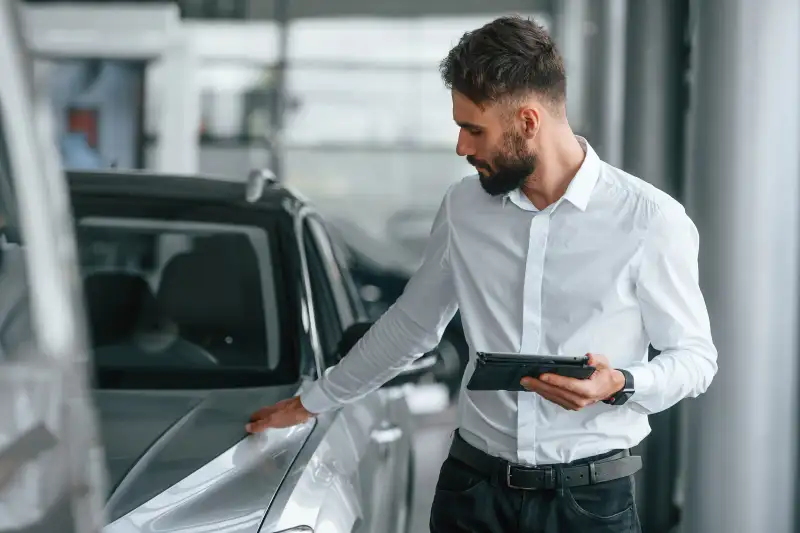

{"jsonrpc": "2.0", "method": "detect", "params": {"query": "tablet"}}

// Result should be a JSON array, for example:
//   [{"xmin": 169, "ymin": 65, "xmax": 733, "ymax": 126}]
[{"xmin": 467, "ymin": 352, "xmax": 596, "ymax": 392}]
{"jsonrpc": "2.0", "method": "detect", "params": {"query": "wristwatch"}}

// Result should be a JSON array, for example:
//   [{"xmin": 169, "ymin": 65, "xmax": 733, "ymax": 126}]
[{"xmin": 603, "ymin": 369, "xmax": 634, "ymax": 405}]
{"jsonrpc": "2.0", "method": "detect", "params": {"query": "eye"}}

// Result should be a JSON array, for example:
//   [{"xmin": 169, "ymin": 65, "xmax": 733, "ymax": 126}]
[{"xmin": 468, "ymin": 129, "xmax": 483, "ymax": 137}]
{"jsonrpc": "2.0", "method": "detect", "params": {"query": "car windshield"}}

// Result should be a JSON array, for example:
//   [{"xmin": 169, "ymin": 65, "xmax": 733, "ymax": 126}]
[{"xmin": 72, "ymin": 194, "xmax": 299, "ymax": 389}]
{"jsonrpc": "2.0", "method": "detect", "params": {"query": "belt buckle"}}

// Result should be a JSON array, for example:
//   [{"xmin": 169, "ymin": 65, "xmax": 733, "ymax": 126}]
[{"xmin": 506, "ymin": 464, "xmax": 554, "ymax": 490}]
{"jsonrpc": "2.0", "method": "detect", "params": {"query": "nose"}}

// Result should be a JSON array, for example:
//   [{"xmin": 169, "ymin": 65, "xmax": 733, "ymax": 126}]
[{"xmin": 456, "ymin": 130, "xmax": 473, "ymax": 157}]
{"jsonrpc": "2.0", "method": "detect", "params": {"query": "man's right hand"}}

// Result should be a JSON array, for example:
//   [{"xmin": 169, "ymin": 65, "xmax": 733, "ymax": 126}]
[{"xmin": 245, "ymin": 396, "xmax": 314, "ymax": 433}]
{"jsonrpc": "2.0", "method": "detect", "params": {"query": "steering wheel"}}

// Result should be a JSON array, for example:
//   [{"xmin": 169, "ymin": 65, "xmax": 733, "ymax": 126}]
[{"xmin": 173, "ymin": 338, "xmax": 220, "ymax": 366}]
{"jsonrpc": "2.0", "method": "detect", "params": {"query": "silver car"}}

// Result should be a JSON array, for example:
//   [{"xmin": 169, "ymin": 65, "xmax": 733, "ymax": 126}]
[{"xmin": 67, "ymin": 169, "xmax": 432, "ymax": 533}]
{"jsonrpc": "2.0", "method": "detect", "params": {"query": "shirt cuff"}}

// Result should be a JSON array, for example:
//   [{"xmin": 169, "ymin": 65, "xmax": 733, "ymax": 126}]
[
  {"xmin": 299, "ymin": 380, "xmax": 341, "ymax": 415},
  {"xmin": 624, "ymin": 364, "xmax": 656, "ymax": 400}
]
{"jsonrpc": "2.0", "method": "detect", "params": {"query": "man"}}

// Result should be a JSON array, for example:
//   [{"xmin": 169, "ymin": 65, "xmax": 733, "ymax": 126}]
[{"xmin": 246, "ymin": 15, "xmax": 718, "ymax": 533}]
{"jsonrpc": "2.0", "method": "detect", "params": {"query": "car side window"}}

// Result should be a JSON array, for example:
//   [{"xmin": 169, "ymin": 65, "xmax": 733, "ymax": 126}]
[
  {"xmin": 0, "ymin": 108, "xmax": 9, "ymax": 181},
  {"xmin": 303, "ymin": 219, "xmax": 343, "ymax": 367},
  {"xmin": 327, "ymin": 230, "xmax": 368, "ymax": 321},
  {"xmin": 305, "ymin": 218, "xmax": 357, "ymax": 324},
  {"xmin": 0, "ymin": 101, "xmax": 17, "ymax": 235}
]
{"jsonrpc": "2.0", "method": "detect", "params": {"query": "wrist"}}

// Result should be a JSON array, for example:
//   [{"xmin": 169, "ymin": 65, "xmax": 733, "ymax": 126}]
[
  {"xmin": 295, "ymin": 395, "xmax": 316, "ymax": 417},
  {"xmin": 602, "ymin": 369, "xmax": 634, "ymax": 405},
  {"xmin": 610, "ymin": 369, "xmax": 626, "ymax": 395},
  {"xmin": 599, "ymin": 370, "xmax": 625, "ymax": 402}
]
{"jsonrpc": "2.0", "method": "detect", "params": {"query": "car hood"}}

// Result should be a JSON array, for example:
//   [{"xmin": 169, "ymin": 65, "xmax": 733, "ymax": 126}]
[{"xmin": 97, "ymin": 385, "xmax": 314, "ymax": 532}]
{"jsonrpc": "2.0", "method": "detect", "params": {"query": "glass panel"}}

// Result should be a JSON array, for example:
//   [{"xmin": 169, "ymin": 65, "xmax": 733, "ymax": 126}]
[
  {"xmin": 144, "ymin": 60, "xmax": 279, "ymax": 174},
  {"xmin": 303, "ymin": 221, "xmax": 342, "ymax": 365},
  {"xmin": 39, "ymin": 59, "xmax": 146, "ymax": 170},
  {"xmin": 286, "ymin": 16, "xmax": 550, "ymax": 64},
  {"xmin": 284, "ymin": 67, "xmax": 458, "ymax": 147},
  {"xmin": 196, "ymin": 63, "xmax": 280, "ymax": 142},
  {"xmin": 283, "ymin": 15, "xmax": 550, "ymax": 147},
  {"xmin": 323, "ymin": 222, "xmax": 367, "ymax": 320},
  {"xmin": 178, "ymin": 0, "xmax": 250, "ymax": 19},
  {"xmin": 285, "ymin": 147, "xmax": 472, "ymax": 271},
  {"xmin": 281, "ymin": 15, "xmax": 548, "ymax": 270},
  {"xmin": 74, "ymin": 214, "xmax": 288, "ymax": 383},
  {"xmin": 0, "ymin": 98, "xmax": 10, "ymax": 184}
]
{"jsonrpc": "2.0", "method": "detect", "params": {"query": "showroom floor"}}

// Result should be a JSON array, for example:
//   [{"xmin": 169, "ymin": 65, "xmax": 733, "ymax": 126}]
[{"xmin": 408, "ymin": 401, "xmax": 457, "ymax": 533}]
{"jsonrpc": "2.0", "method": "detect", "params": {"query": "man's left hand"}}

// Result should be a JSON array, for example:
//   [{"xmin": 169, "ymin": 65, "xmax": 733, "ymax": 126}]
[{"xmin": 520, "ymin": 353, "xmax": 625, "ymax": 411}]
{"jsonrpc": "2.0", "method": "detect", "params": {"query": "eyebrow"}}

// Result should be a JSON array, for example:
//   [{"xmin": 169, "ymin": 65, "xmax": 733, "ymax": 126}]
[{"xmin": 456, "ymin": 121, "xmax": 483, "ymax": 130}]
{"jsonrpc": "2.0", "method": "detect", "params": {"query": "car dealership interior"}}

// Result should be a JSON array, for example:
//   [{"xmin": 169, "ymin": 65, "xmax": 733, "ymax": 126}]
[{"xmin": 1, "ymin": 1, "xmax": 798, "ymax": 532}]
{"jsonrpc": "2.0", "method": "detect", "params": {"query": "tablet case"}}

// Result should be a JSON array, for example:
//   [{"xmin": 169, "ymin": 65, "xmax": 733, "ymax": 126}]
[{"xmin": 467, "ymin": 352, "xmax": 596, "ymax": 391}]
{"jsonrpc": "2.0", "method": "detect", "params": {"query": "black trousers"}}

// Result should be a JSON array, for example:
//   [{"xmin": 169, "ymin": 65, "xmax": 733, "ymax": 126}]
[{"xmin": 430, "ymin": 441, "xmax": 642, "ymax": 533}]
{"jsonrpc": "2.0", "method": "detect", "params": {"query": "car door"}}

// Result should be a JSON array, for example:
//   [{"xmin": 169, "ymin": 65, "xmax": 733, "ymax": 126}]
[
  {"xmin": 0, "ymin": 2, "xmax": 105, "ymax": 531},
  {"xmin": 301, "ymin": 214, "xmax": 412, "ymax": 533},
  {"xmin": 312, "ymin": 216, "xmax": 416, "ymax": 532}
]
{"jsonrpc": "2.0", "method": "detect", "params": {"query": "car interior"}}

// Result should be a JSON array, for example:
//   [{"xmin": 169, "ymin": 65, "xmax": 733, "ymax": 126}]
[{"xmin": 77, "ymin": 218, "xmax": 281, "ymax": 372}]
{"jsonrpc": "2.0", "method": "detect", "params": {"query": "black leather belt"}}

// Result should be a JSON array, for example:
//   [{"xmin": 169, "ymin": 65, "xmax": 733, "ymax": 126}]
[{"xmin": 449, "ymin": 432, "xmax": 642, "ymax": 490}]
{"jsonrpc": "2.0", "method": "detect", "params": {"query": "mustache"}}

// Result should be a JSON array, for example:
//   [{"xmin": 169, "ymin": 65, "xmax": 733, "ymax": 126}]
[{"xmin": 467, "ymin": 156, "xmax": 491, "ymax": 171}]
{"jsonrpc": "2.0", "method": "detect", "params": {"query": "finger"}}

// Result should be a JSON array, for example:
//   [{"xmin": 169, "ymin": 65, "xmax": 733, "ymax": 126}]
[
  {"xmin": 536, "ymin": 388, "xmax": 583, "ymax": 410},
  {"xmin": 586, "ymin": 353, "xmax": 607, "ymax": 369},
  {"xmin": 250, "ymin": 404, "xmax": 281, "ymax": 422},
  {"xmin": 521, "ymin": 378, "xmax": 587, "ymax": 408},
  {"xmin": 246, "ymin": 415, "xmax": 275, "ymax": 433},
  {"xmin": 250, "ymin": 398, "xmax": 294, "ymax": 422},
  {"xmin": 539, "ymin": 393, "xmax": 573, "ymax": 410},
  {"xmin": 249, "ymin": 408, "xmax": 271, "ymax": 423},
  {"xmin": 249, "ymin": 410, "xmax": 310, "ymax": 432},
  {"xmin": 538, "ymin": 373, "xmax": 592, "ymax": 396}
]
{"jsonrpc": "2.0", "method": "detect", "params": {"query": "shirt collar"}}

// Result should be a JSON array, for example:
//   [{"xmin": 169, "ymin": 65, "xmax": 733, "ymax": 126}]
[{"xmin": 501, "ymin": 136, "xmax": 601, "ymax": 212}]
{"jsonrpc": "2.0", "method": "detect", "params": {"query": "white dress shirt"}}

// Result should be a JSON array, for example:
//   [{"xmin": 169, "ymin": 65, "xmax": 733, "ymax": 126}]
[{"xmin": 301, "ymin": 137, "xmax": 718, "ymax": 466}]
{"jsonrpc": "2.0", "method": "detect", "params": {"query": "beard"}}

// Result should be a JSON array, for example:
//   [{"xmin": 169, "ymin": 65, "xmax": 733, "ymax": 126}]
[{"xmin": 469, "ymin": 131, "xmax": 537, "ymax": 196}]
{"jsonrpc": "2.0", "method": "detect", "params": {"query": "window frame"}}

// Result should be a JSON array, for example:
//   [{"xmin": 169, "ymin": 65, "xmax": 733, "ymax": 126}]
[
  {"xmin": 302, "ymin": 217, "xmax": 345, "ymax": 368},
  {"xmin": 306, "ymin": 215, "xmax": 359, "ymax": 325},
  {"xmin": 0, "ymin": 98, "xmax": 9, "ymax": 181},
  {"xmin": 0, "ymin": 94, "xmax": 20, "ymax": 243},
  {"xmin": 326, "ymin": 227, "xmax": 369, "ymax": 322}
]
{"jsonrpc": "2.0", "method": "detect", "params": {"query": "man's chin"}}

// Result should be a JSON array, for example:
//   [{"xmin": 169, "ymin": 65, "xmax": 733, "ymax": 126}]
[{"xmin": 479, "ymin": 175, "xmax": 512, "ymax": 197}]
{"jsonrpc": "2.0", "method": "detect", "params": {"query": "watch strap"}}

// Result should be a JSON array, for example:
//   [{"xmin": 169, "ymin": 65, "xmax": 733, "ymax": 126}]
[{"xmin": 603, "ymin": 369, "xmax": 634, "ymax": 405}]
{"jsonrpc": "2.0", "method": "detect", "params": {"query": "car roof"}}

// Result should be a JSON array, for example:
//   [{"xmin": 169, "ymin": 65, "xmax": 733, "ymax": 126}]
[{"xmin": 65, "ymin": 168, "xmax": 304, "ymax": 211}]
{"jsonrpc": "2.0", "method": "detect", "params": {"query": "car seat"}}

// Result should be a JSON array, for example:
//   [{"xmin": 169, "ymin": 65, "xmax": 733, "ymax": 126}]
[
  {"xmin": 156, "ymin": 234, "xmax": 267, "ymax": 367},
  {"xmin": 83, "ymin": 272, "xmax": 216, "ymax": 368}
]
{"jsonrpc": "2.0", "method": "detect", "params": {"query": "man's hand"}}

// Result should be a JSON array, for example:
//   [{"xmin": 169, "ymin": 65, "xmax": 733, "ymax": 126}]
[
  {"xmin": 520, "ymin": 353, "xmax": 625, "ymax": 411},
  {"xmin": 246, "ymin": 396, "xmax": 314, "ymax": 433}
]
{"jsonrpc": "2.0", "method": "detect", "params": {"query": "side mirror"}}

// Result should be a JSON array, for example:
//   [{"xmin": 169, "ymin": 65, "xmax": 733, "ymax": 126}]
[{"xmin": 336, "ymin": 321, "xmax": 440, "ymax": 387}]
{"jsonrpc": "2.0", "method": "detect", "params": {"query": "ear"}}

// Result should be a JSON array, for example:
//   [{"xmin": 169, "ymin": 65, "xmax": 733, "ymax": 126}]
[{"xmin": 519, "ymin": 106, "xmax": 540, "ymax": 140}]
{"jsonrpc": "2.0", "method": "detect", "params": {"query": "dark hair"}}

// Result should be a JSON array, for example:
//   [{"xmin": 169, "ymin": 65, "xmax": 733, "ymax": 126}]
[{"xmin": 440, "ymin": 15, "xmax": 566, "ymax": 109}]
